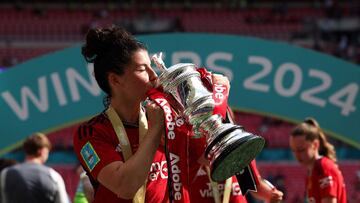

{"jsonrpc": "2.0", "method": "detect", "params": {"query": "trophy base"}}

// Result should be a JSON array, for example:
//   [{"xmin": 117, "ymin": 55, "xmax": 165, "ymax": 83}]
[{"xmin": 210, "ymin": 135, "xmax": 265, "ymax": 182}]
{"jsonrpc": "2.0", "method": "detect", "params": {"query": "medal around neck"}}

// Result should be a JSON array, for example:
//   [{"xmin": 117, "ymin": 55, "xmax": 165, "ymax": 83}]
[{"xmin": 152, "ymin": 53, "xmax": 265, "ymax": 182}]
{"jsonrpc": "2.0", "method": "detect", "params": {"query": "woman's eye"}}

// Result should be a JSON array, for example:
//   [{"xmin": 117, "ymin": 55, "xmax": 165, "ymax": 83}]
[{"xmin": 137, "ymin": 67, "xmax": 146, "ymax": 71}]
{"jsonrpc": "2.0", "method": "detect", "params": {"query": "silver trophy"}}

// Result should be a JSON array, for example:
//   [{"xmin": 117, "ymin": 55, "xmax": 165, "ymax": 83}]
[{"xmin": 152, "ymin": 53, "xmax": 265, "ymax": 182}]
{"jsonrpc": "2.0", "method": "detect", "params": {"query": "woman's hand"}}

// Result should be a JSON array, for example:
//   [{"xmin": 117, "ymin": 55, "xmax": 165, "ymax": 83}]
[
  {"xmin": 144, "ymin": 100, "xmax": 164, "ymax": 140},
  {"xmin": 211, "ymin": 73, "xmax": 230, "ymax": 94},
  {"xmin": 269, "ymin": 189, "xmax": 284, "ymax": 203}
]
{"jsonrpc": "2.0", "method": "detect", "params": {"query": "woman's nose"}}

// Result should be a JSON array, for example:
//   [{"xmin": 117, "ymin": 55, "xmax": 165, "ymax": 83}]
[{"xmin": 148, "ymin": 66, "xmax": 158, "ymax": 81}]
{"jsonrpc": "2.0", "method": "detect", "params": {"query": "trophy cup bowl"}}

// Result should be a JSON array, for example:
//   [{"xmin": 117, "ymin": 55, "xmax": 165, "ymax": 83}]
[{"xmin": 156, "ymin": 61, "xmax": 265, "ymax": 182}]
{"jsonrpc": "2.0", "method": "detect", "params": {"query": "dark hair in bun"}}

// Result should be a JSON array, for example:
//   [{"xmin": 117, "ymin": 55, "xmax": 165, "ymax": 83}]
[{"xmin": 81, "ymin": 26, "xmax": 147, "ymax": 102}]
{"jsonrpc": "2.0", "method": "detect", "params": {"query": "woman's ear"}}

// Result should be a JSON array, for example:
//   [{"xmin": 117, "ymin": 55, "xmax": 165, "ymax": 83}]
[
  {"xmin": 313, "ymin": 139, "xmax": 320, "ymax": 150},
  {"xmin": 108, "ymin": 72, "xmax": 123, "ymax": 88}
]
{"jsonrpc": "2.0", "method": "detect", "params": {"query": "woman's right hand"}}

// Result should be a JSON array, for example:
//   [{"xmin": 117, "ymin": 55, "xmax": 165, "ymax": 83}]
[
  {"xmin": 144, "ymin": 100, "xmax": 165, "ymax": 139},
  {"xmin": 97, "ymin": 101, "xmax": 165, "ymax": 199}
]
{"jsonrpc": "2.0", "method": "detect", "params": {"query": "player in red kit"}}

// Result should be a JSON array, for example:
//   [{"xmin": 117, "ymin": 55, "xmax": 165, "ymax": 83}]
[
  {"xmin": 290, "ymin": 118, "xmax": 347, "ymax": 203},
  {"xmin": 74, "ymin": 112, "xmax": 170, "ymax": 202},
  {"xmin": 73, "ymin": 25, "xmax": 235, "ymax": 203},
  {"xmin": 73, "ymin": 26, "xmax": 169, "ymax": 203}
]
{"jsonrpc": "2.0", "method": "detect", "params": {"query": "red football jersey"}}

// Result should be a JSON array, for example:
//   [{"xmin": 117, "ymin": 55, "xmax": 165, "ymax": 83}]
[
  {"xmin": 188, "ymin": 136, "xmax": 253, "ymax": 203},
  {"xmin": 189, "ymin": 165, "xmax": 247, "ymax": 203},
  {"xmin": 73, "ymin": 113, "xmax": 169, "ymax": 203},
  {"xmin": 306, "ymin": 157, "xmax": 347, "ymax": 203}
]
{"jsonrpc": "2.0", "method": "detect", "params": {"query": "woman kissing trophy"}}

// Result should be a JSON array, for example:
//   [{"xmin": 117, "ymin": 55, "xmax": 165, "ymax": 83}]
[{"xmin": 152, "ymin": 52, "xmax": 265, "ymax": 182}]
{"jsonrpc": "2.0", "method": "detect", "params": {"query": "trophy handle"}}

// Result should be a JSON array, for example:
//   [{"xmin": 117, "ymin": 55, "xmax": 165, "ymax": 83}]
[{"xmin": 151, "ymin": 52, "xmax": 167, "ymax": 71}]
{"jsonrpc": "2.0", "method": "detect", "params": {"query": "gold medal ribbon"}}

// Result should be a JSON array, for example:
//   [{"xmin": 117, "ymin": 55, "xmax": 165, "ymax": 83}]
[
  {"xmin": 106, "ymin": 105, "xmax": 148, "ymax": 203},
  {"xmin": 205, "ymin": 165, "xmax": 233, "ymax": 203}
]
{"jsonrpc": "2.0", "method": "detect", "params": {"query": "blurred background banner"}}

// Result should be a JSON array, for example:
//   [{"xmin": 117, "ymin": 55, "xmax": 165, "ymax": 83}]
[
  {"xmin": 0, "ymin": 46, "xmax": 105, "ymax": 154},
  {"xmin": 0, "ymin": 33, "xmax": 359, "ymax": 154}
]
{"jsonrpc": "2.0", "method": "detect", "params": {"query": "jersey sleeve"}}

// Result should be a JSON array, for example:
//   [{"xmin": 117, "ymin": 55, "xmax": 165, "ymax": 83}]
[
  {"xmin": 316, "ymin": 160, "xmax": 339, "ymax": 199},
  {"xmin": 73, "ymin": 123, "xmax": 123, "ymax": 181}
]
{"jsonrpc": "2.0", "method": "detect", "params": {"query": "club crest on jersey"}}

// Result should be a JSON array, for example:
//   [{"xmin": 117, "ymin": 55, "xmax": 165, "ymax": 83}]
[{"xmin": 81, "ymin": 142, "xmax": 100, "ymax": 171}]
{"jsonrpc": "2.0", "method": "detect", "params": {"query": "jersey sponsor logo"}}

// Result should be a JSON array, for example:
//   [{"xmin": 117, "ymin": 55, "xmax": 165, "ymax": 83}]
[
  {"xmin": 213, "ymin": 83, "xmax": 227, "ymax": 105},
  {"xmin": 175, "ymin": 117, "xmax": 184, "ymax": 127},
  {"xmin": 231, "ymin": 182, "xmax": 242, "ymax": 196},
  {"xmin": 200, "ymin": 182, "xmax": 221, "ymax": 198},
  {"xmin": 80, "ymin": 142, "xmax": 100, "ymax": 171},
  {"xmin": 155, "ymin": 98, "xmax": 176, "ymax": 140},
  {"xmin": 170, "ymin": 152, "xmax": 182, "ymax": 200},
  {"xmin": 148, "ymin": 160, "xmax": 168, "ymax": 181},
  {"xmin": 199, "ymin": 182, "xmax": 241, "ymax": 198},
  {"xmin": 319, "ymin": 176, "xmax": 333, "ymax": 189}
]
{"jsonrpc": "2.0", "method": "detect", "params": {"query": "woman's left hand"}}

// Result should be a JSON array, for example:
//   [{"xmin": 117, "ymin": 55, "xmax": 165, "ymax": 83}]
[{"xmin": 211, "ymin": 73, "xmax": 230, "ymax": 94}]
